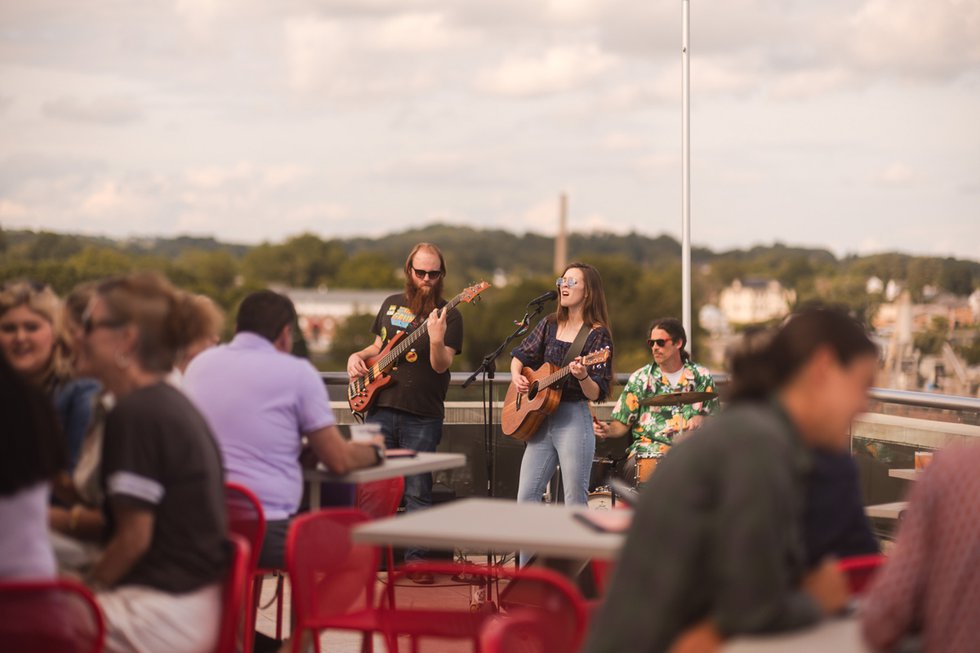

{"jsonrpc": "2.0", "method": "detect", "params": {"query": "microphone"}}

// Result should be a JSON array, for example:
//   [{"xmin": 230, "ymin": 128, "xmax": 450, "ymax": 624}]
[{"xmin": 527, "ymin": 290, "xmax": 559, "ymax": 306}]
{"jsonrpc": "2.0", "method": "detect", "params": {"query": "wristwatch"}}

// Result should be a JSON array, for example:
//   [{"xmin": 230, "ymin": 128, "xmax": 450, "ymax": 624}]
[{"xmin": 370, "ymin": 443, "xmax": 386, "ymax": 466}]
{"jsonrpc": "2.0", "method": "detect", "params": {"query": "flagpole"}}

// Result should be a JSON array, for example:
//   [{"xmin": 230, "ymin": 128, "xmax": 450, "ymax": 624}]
[{"xmin": 681, "ymin": 0, "xmax": 692, "ymax": 353}]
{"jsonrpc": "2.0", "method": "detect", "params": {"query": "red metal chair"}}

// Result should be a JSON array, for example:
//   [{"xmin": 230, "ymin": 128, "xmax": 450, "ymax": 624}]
[
  {"xmin": 216, "ymin": 534, "xmax": 252, "ymax": 653},
  {"xmin": 356, "ymin": 476, "xmax": 405, "ymax": 607},
  {"xmin": 479, "ymin": 610, "xmax": 567, "ymax": 653},
  {"xmin": 224, "ymin": 481, "xmax": 268, "ymax": 652},
  {"xmin": 0, "ymin": 577, "xmax": 105, "ymax": 653},
  {"xmin": 379, "ymin": 561, "xmax": 589, "ymax": 653},
  {"xmin": 837, "ymin": 553, "xmax": 886, "ymax": 596},
  {"xmin": 286, "ymin": 508, "xmax": 384, "ymax": 653}
]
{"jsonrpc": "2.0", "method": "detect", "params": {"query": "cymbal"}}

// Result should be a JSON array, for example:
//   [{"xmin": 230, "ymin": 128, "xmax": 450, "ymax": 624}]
[{"xmin": 639, "ymin": 391, "xmax": 717, "ymax": 407}]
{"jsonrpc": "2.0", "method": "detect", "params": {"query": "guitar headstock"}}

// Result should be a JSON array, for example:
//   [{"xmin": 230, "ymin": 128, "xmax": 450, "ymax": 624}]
[
  {"xmin": 581, "ymin": 346, "xmax": 611, "ymax": 367},
  {"xmin": 457, "ymin": 281, "xmax": 491, "ymax": 304}
]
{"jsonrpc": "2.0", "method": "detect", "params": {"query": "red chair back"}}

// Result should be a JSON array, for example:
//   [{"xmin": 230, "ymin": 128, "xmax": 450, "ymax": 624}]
[
  {"xmin": 480, "ymin": 611, "xmax": 561, "ymax": 653},
  {"xmin": 224, "ymin": 482, "xmax": 267, "ymax": 574},
  {"xmin": 0, "ymin": 577, "xmax": 105, "ymax": 653},
  {"xmin": 215, "ymin": 534, "xmax": 251, "ymax": 653},
  {"xmin": 286, "ymin": 508, "xmax": 380, "ymax": 643},
  {"xmin": 381, "ymin": 561, "xmax": 588, "ymax": 653},
  {"xmin": 838, "ymin": 553, "xmax": 886, "ymax": 595},
  {"xmin": 356, "ymin": 476, "xmax": 405, "ymax": 519}
]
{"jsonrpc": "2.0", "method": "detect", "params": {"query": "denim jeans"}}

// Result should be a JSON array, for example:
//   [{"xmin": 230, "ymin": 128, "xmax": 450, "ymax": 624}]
[
  {"xmin": 366, "ymin": 407, "xmax": 444, "ymax": 562},
  {"xmin": 516, "ymin": 400, "xmax": 595, "ymax": 566}
]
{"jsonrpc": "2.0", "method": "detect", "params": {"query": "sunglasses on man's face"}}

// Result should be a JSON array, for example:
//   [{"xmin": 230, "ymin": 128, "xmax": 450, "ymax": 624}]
[
  {"xmin": 412, "ymin": 268, "xmax": 443, "ymax": 281},
  {"xmin": 648, "ymin": 338, "xmax": 672, "ymax": 348}
]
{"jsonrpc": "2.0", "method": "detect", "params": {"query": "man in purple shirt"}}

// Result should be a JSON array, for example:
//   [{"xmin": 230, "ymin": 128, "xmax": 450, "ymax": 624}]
[{"xmin": 184, "ymin": 290, "xmax": 383, "ymax": 569}]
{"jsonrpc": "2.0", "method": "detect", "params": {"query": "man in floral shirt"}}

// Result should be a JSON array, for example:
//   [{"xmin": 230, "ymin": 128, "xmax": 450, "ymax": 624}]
[{"xmin": 596, "ymin": 318, "xmax": 718, "ymax": 478}]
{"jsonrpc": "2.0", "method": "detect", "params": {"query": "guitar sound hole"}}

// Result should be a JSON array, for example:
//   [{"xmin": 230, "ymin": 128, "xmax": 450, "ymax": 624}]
[{"xmin": 527, "ymin": 384, "xmax": 538, "ymax": 401}]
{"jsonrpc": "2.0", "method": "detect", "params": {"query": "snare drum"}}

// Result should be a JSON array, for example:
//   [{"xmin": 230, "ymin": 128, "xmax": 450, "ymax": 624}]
[
  {"xmin": 589, "ymin": 457, "xmax": 616, "ymax": 492},
  {"xmin": 587, "ymin": 487, "xmax": 613, "ymax": 510},
  {"xmin": 635, "ymin": 452, "xmax": 663, "ymax": 487}
]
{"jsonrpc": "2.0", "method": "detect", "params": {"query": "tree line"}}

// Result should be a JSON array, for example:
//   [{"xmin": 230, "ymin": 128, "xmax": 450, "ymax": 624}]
[{"xmin": 2, "ymin": 225, "xmax": 978, "ymax": 374}]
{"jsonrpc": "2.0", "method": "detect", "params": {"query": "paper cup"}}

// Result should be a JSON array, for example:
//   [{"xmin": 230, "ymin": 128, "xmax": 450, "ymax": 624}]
[{"xmin": 350, "ymin": 423, "xmax": 382, "ymax": 442}]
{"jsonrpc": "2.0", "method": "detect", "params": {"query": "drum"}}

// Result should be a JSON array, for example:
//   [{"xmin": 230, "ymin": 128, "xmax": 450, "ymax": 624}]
[
  {"xmin": 589, "ymin": 457, "xmax": 616, "ymax": 492},
  {"xmin": 635, "ymin": 452, "xmax": 663, "ymax": 487},
  {"xmin": 587, "ymin": 487, "xmax": 613, "ymax": 510}
]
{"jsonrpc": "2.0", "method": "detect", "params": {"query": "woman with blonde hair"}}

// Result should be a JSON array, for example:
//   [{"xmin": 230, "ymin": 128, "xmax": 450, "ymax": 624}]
[
  {"xmin": 0, "ymin": 280, "xmax": 99, "ymax": 471},
  {"xmin": 80, "ymin": 271, "xmax": 227, "ymax": 653}
]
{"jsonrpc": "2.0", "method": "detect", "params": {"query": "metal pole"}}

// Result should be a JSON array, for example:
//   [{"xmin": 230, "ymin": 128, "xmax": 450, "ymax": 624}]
[{"xmin": 681, "ymin": 0, "xmax": 692, "ymax": 353}]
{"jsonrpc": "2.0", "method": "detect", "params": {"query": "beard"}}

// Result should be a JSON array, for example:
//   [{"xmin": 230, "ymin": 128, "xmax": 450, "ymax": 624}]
[{"xmin": 405, "ymin": 277, "xmax": 443, "ymax": 321}]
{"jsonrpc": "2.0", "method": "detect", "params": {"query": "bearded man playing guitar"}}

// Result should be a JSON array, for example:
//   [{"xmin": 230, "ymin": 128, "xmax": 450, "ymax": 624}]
[
  {"xmin": 347, "ymin": 242, "xmax": 463, "ymax": 575},
  {"xmin": 509, "ymin": 263, "xmax": 614, "ymax": 566}
]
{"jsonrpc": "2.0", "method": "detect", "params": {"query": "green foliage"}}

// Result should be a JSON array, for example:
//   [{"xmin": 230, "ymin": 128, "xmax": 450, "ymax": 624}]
[
  {"xmin": 332, "ymin": 252, "xmax": 399, "ymax": 288},
  {"xmin": 914, "ymin": 316, "xmax": 950, "ymax": 356},
  {"xmin": 322, "ymin": 313, "xmax": 378, "ymax": 370},
  {"xmin": 242, "ymin": 233, "xmax": 346, "ymax": 287}
]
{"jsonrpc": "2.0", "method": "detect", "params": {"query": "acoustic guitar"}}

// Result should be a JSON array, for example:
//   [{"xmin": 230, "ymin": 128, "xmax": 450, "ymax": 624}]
[
  {"xmin": 501, "ymin": 347, "xmax": 611, "ymax": 441},
  {"xmin": 347, "ymin": 281, "xmax": 490, "ymax": 422}
]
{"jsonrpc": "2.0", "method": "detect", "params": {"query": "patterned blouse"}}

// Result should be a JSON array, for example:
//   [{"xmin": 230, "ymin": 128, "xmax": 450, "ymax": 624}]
[
  {"xmin": 511, "ymin": 318, "xmax": 613, "ymax": 403},
  {"xmin": 610, "ymin": 360, "xmax": 719, "ymax": 455}
]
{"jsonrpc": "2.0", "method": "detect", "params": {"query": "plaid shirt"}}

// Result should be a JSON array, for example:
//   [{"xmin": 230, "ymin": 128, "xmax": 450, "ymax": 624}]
[{"xmin": 511, "ymin": 318, "xmax": 613, "ymax": 403}]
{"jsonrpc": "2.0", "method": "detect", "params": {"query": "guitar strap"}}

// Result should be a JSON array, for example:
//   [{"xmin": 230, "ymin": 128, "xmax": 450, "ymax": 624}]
[{"xmin": 560, "ymin": 323, "xmax": 591, "ymax": 369}]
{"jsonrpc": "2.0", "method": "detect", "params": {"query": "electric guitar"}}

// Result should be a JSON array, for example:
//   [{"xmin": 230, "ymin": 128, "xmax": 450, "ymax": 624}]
[
  {"xmin": 501, "ymin": 347, "xmax": 611, "ymax": 441},
  {"xmin": 348, "ymin": 281, "xmax": 490, "ymax": 421}
]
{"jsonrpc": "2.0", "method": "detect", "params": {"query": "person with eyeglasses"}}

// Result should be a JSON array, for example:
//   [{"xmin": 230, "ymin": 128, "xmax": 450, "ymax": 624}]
[
  {"xmin": 510, "ymin": 263, "xmax": 614, "ymax": 564},
  {"xmin": 594, "ymin": 317, "xmax": 718, "ymax": 484},
  {"xmin": 0, "ymin": 279, "xmax": 100, "ymax": 476},
  {"xmin": 346, "ymin": 242, "xmax": 464, "ymax": 580}
]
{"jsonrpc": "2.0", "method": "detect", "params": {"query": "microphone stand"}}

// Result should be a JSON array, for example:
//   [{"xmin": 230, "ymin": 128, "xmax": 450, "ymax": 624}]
[{"xmin": 462, "ymin": 301, "xmax": 548, "ymax": 502}]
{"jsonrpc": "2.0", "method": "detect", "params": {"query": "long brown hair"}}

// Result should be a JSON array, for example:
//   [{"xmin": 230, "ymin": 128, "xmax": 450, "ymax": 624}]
[
  {"xmin": 403, "ymin": 242, "xmax": 446, "ymax": 319},
  {"xmin": 555, "ymin": 262, "xmax": 611, "ymax": 332}
]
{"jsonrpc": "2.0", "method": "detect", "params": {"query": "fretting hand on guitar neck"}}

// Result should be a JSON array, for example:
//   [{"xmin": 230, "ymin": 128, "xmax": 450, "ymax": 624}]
[{"xmin": 501, "ymin": 347, "xmax": 611, "ymax": 441}]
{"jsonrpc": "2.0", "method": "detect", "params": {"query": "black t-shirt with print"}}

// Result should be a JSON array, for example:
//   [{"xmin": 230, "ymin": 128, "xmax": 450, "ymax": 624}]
[
  {"xmin": 101, "ymin": 382, "xmax": 228, "ymax": 593},
  {"xmin": 370, "ymin": 293, "xmax": 463, "ymax": 419}
]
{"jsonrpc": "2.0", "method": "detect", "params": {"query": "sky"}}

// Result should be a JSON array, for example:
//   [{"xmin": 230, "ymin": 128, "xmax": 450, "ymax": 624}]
[{"xmin": 1, "ymin": 0, "xmax": 978, "ymax": 260}]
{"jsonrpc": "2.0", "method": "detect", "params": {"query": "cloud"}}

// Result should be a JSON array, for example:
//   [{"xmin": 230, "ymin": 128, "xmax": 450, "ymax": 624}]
[
  {"xmin": 870, "ymin": 162, "xmax": 923, "ymax": 187},
  {"xmin": 476, "ymin": 44, "xmax": 616, "ymax": 97},
  {"xmin": 848, "ymin": 0, "xmax": 980, "ymax": 78},
  {"xmin": 41, "ymin": 96, "xmax": 144, "ymax": 125}
]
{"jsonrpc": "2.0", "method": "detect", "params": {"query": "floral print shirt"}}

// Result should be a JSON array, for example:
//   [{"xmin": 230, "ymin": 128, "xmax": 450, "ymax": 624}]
[{"xmin": 610, "ymin": 360, "xmax": 719, "ymax": 455}]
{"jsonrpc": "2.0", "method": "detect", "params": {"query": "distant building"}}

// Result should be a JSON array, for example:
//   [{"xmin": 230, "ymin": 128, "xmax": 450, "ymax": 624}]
[
  {"xmin": 718, "ymin": 279, "xmax": 795, "ymax": 326},
  {"xmin": 866, "ymin": 276, "xmax": 884, "ymax": 294},
  {"xmin": 873, "ymin": 293, "xmax": 977, "ymax": 333},
  {"xmin": 282, "ymin": 287, "xmax": 398, "ymax": 353}
]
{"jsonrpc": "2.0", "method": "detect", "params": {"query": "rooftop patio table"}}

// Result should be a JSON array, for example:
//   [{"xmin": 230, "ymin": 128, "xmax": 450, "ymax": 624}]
[
  {"xmin": 888, "ymin": 469, "xmax": 921, "ymax": 481},
  {"xmin": 724, "ymin": 617, "xmax": 870, "ymax": 652},
  {"xmin": 303, "ymin": 451, "xmax": 466, "ymax": 509},
  {"xmin": 351, "ymin": 496, "xmax": 628, "ymax": 561}
]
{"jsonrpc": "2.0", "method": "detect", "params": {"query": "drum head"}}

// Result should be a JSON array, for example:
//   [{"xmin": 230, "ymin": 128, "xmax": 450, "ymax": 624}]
[{"xmin": 587, "ymin": 488, "xmax": 613, "ymax": 510}]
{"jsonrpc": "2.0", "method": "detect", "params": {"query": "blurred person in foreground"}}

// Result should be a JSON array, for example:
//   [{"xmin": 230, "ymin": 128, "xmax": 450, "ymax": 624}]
[
  {"xmin": 862, "ymin": 444, "xmax": 980, "ymax": 653},
  {"xmin": 81, "ymin": 272, "xmax": 228, "ymax": 653},
  {"xmin": 0, "ymin": 279, "xmax": 100, "ymax": 473},
  {"xmin": 0, "ymin": 354, "xmax": 65, "ymax": 579},
  {"xmin": 583, "ymin": 306, "xmax": 878, "ymax": 653}
]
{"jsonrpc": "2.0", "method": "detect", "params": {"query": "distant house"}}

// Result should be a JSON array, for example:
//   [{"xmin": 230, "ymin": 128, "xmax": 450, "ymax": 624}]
[
  {"xmin": 282, "ymin": 287, "xmax": 398, "ymax": 353},
  {"xmin": 718, "ymin": 278, "xmax": 795, "ymax": 326}
]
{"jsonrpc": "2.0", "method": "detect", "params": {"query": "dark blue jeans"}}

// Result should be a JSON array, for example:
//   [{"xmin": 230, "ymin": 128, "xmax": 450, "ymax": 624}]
[{"xmin": 366, "ymin": 407, "xmax": 444, "ymax": 562}]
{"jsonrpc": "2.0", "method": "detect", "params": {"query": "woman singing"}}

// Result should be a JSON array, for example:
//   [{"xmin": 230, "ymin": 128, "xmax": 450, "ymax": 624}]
[{"xmin": 510, "ymin": 263, "xmax": 613, "ymax": 518}]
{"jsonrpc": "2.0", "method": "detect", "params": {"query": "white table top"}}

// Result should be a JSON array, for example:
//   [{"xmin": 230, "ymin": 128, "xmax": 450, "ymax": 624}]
[
  {"xmin": 888, "ymin": 468, "xmax": 921, "ymax": 481},
  {"xmin": 352, "ymin": 497, "xmax": 627, "ymax": 560},
  {"xmin": 724, "ymin": 617, "xmax": 870, "ymax": 652},
  {"xmin": 864, "ymin": 501, "xmax": 908, "ymax": 519},
  {"xmin": 303, "ymin": 451, "xmax": 465, "ymax": 509},
  {"xmin": 304, "ymin": 451, "xmax": 466, "ymax": 484}
]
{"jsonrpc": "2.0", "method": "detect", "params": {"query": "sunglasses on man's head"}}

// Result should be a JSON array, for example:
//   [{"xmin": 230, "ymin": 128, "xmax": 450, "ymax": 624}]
[
  {"xmin": 648, "ymin": 338, "xmax": 672, "ymax": 348},
  {"xmin": 412, "ymin": 268, "xmax": 443, "ymax": 281}
]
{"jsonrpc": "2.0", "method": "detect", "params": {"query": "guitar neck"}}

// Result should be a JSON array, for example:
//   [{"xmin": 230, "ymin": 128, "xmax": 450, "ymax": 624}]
[
  {"xmin": 377, "ymin": 295, "xmax": 462, "ymax": 371},
  {"xmin": 540, "ymin": 364, "xmax": 574, "ymax": 389}
]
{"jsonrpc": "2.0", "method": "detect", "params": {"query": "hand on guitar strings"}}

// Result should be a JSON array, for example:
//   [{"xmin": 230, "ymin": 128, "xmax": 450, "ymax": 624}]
[
  {"xmin": 427, "ymin": 306, "xmax": 448, "ymax": 344},
  {"xmin": 569, "ymin": 356, "xmax": 588, "ymax": 381}
]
